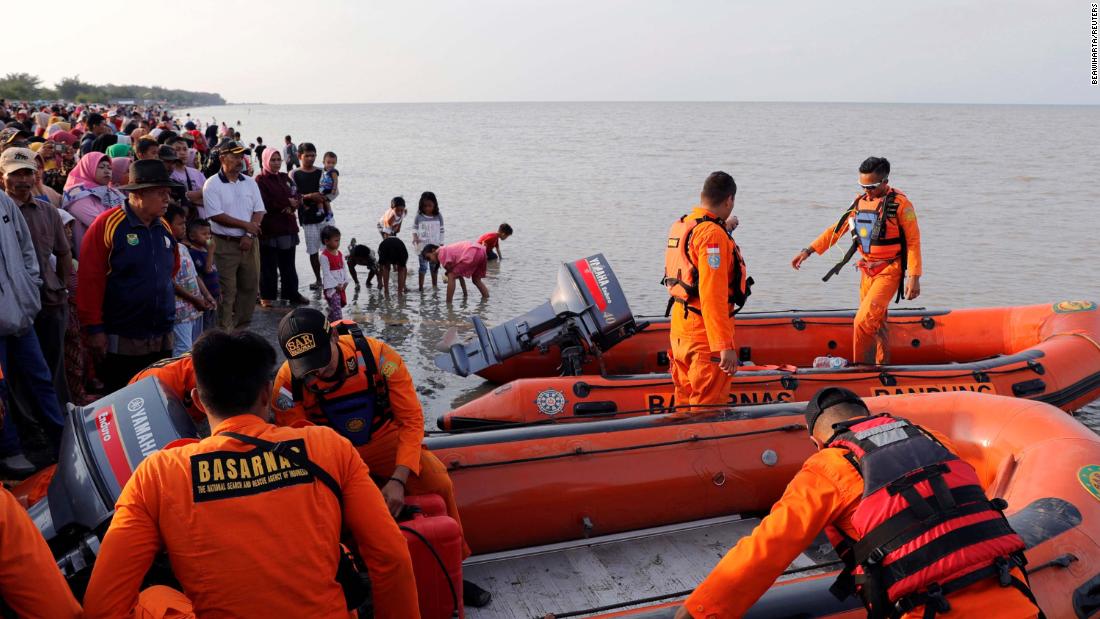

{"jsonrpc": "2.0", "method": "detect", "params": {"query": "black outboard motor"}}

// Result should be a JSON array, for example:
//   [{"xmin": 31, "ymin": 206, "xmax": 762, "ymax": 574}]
[
  {"xmin": 27, "ymin": 377, "xmax": 197, "ymax": 588},
  {"xmin": 435, "ymin": 254, "xmax": 637, "ymax": 377}
]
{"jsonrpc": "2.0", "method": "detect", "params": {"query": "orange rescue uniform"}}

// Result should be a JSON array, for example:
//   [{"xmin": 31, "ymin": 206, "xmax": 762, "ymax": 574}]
[
  {"xmin": 0, "ymin": 488, "xmax": 82, "ymax": 618},
  {"xmin": 669, "ymin": 207, "xmax": 738, "ymax": 409},
  {"xmin": 273, "ymin": 334, "xmax": 470, "ymax": 556},
  {"xmin": 83, "ymin": 414, "xmax": 419, "ymax": 619},
  {"xmin": 810, "ymin": 189, "xmax": 922, "ymax": 364},
  {"xmin": 684, "ymin": 432, "xmax": 1038, "ymax": 619},
  {"xmin": 130, "ymin": 354, "xmax": 205, "ymax": 422}
]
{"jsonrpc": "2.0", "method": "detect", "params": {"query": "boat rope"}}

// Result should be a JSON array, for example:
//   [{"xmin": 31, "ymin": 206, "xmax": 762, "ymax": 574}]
[
  {"xmin": 1045, "ymin": 331, "xmax": 1100, "ymax": 355},
  {"xmin": 425, "ymin": 403, "xmax": 745, "ymax": 435},
  {"xmin": 538, "ymin": 559, "xmax": 845, "ymax": 619},
  {"xmin": 446, "ymin": 423, "xmax": 806, "ymax": 471}
]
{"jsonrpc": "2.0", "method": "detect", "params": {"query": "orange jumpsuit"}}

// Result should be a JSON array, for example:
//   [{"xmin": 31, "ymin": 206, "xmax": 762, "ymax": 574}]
[
  {"xmin": 810, "ymin": 189, "xmax": 921, "ymax": 365},
  {"xmin": 0, "ymin": 488, "xmax": 82, "ymax": 618},
  {"xmin": 83, "ymin": 414, "xmax": 419, "ymax": 619},
  {"xmin": 273, "ymin": 334, "xmax": 470, "ymax": 556},
  {"xmin": 684, "ymin": 433, "xmax": 1038, "ymax": 619},
  {"xmin": 129, "ymin": 354, "xmax": 205, "ymax": 422},
  {"xmin": 669, "ymin": 207, "xmax": 738, "ymax": 409}
]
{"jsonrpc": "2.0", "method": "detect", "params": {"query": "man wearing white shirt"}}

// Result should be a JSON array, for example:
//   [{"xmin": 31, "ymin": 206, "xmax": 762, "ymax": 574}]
[{"xmin": 202, "ymin": 141, "xmax": 265, "ymax": 330}]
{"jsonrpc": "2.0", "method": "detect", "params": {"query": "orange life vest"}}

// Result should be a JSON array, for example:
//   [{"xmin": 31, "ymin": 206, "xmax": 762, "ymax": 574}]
[
  {"xmin": 822, "ymin": 191, "xmax": 907, "ymax": 302},
  {"xmin": 662, "ymin": 214, "xmax": 752, "ymax": 316}
]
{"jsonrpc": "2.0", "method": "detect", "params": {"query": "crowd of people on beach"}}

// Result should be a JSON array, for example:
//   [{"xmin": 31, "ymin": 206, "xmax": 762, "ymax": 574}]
[{"xmin": 0, "ymin": 98, "xmax": 514, "ymax": 479}]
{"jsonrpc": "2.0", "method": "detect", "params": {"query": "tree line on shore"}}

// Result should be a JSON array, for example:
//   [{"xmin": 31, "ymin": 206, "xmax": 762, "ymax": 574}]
[{"xmin": 0, "ymin": 73, "xmax": 225, "ymax": 106}]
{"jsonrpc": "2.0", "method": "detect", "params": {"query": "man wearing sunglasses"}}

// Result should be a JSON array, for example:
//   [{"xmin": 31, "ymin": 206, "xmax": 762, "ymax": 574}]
[{"xmin": 791, "ymin": 157, "xmax": 922, "ymax": 365}]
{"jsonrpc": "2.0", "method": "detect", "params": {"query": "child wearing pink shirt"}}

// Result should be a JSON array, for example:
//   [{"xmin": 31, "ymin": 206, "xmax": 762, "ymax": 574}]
[{"xmin": 420, "ymin": 241, "xmax": 489, "ymax": 303}]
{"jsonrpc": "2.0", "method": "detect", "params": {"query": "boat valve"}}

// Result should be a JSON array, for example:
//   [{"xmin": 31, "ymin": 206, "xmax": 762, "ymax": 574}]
[
  {"xmin": 761, "ymin": 450, "xmax": 778, "ymax": 466},
  {"xmin": 582, "ymin": 516, "xmax": 594, "ymax": 538}
]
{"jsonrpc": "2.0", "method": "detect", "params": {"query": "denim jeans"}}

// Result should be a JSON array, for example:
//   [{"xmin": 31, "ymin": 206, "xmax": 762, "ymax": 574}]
[{"xmin": 0, "ymin": 329, "xmax": 65, "ymax": 455}]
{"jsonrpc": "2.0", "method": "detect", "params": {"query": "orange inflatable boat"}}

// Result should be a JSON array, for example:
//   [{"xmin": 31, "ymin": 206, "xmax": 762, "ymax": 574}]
[
  {"xmin": 441, "ymin": 301, "xmax": 1100, "ymax": 430},
  {"xmin": 433, "ymin": 392, "xmax": 1100, "ymax": 618}
]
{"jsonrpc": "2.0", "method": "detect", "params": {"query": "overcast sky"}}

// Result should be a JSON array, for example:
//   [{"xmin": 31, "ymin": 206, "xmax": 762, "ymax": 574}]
[{"xmin": 13, "ymin": 0, "xmax": 1097, "ymax": 105}]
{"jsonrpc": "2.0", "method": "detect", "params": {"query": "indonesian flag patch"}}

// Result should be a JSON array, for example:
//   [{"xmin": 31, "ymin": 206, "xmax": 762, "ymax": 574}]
[{"xmin": 706, "ymin": 244, "xmax": 721, "ymax": 270}]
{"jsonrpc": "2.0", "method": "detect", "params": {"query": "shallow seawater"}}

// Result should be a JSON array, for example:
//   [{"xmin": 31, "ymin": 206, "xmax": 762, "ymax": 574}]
[{"xmin": 179, "ymin": 102, "xmax": 1100, "ymax": 423}]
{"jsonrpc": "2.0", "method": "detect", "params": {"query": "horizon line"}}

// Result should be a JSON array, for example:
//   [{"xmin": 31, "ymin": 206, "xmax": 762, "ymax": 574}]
[{"xmin": 201, "ymin": 99, "xmax": 1100, "ymax": 108}]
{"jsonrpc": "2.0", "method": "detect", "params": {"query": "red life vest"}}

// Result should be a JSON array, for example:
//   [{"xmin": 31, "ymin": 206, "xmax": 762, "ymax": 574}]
[
  {"xmin": 662, "ymin": 214, "xmax": 752, "ymax": 317},
  {"xmin": 824, "ymin": 414, "xmax": 1033, "ymax": 618}
]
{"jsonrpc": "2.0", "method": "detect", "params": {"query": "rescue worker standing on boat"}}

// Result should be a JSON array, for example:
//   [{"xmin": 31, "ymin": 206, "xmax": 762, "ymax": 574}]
[
  {"xmin": 271, "ymin": 307, "xmax": 492, "ymax": 608},
  {"xmin": 663, "ymin": 171, "xmax": 751, "ymax": 410},
  {"xmin": 791, "ymin": 157, "xmax": 921, "ymax": 365},
  {"xmin": 675, "ymin": 387, "xmax": 1041, "ymax": 619}
]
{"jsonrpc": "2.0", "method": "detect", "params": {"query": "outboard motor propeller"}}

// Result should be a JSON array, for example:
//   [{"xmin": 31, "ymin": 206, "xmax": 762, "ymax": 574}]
[
  {"xmin": 435, "ymin": 254, "xmax": 637, "ymax": 377},
  {"xmin": 25, "ymin": 377, "xmax": 197, "ymax": 589}
]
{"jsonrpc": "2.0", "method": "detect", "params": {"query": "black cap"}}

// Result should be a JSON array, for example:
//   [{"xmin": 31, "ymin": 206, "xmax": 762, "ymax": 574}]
[
  {"xmin": 804, "ymin": 387, "xmax": 867, "ymax": 435},
  {"xmin": 277, "ymin": 308, "xmax": 333, "ymax": 378},
  {"xmin": 157, "ymin": 144, "xmax": 179, "ymax": 161},
  {"xmin": 217, "ymin": 139, "xmax": 247, "ymax": 155}
]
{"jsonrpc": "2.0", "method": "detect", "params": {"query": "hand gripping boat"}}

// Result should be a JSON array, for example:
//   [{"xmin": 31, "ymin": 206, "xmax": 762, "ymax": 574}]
[
  {"xmin": 428, "ymin": 392, "xmax": 1100, "ymax": 618},
  {"xmin": 439, "ymin": 297, "xmax": 1100, "ymax": 430}
]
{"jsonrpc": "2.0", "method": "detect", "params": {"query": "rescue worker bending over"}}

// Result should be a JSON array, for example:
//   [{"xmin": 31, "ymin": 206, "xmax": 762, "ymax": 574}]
[
  {"xmin": 792, "ymin": 157, "xmax": 921, "ymax": 365},
  {"xmin": 675, "ymin": 387, "xmax": 1040, "ymax": 619},
  {"xmin": 663, "ymin": 171, "xmax": 751, "ymax": 410},
  {"xmin": 272, "ymin": 307, "xmax": 492, "ymax": 608},
  {"xmin": 83, "ymin": 329, "xmax": 419, "ymax": 618},
  {"xmin": 0, "ymin": 488, "xmax": 82, "ymax": 618}
]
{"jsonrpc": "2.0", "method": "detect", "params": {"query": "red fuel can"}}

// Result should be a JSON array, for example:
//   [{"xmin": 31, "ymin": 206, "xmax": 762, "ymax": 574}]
[{"xmin": 401, "ymin": 494, "xmax": 464, "ymax": 619}]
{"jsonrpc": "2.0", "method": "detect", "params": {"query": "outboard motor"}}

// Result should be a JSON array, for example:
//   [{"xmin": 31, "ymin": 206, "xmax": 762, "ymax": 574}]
[
  {"xmin": 436, "ymin": 254, "xmax": 638, "ymax": 377},
  {"xmin": 25, "ymin": 377, "xmax": 197, "ymax": 589}
]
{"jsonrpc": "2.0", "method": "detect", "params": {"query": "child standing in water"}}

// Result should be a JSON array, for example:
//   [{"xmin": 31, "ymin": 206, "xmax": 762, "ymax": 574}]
[
  {"xmin": 479, "ymin": 223, "xmax": 513, "ymax": 260},
  {"xmin": 378, "ymin": 196, "xmax": 406, "ymax": 238},
  {"xmin": 320, "ymin": 151, "xmax": 339, "ymax": 222},
  {"xmin": 413, "ymin": 191, "xmax": 445, "ymax": 290},
  {"xmin": 319, "ymin": 225, "xmax": 351, "ymax": 320},
  {"xmin": 421, "ymin": 241, "xmax": 489, "ymax": 303}
]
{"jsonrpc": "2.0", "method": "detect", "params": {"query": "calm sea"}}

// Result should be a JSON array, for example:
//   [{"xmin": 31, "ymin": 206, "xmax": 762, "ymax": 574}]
[{"xmin": 178, "ymin": 102, "xmax": 1100, "ymax": 421}]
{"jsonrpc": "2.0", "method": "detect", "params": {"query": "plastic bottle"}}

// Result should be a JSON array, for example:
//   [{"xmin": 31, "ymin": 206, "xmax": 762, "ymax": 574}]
[{"xmin": 812, "ymin": 355, "xmax": 848, "ymax": 369}]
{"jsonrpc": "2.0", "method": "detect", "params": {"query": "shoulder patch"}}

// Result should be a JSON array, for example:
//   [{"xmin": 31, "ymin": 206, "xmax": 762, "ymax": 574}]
[
  {"xmin": 380, "ymin": 360, "xmax": 398, "ymax": 377},
  {"xmin": 902, "ymin": 208, "xmax": 917, "ymax": 223},
  {"xmin": 705, "ymin": 243, "xmax": 722, "ymax": 270},
  {"xmin": 190, "ymin": 438, "xmax": 313, "ymax": 503}
]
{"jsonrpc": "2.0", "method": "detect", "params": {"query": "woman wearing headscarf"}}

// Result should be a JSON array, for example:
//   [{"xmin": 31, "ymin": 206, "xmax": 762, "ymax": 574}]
[
  {"xmin": 105, "ymin": 143, "xmax": 131, "ymax": 160},
  {"xmin": 254, "ymin": 147, "xmax": 307, "ymax": 306},
  {"xmin": 109, "ymin": 156, "xmax": 132, "ymax": 186},
  {"xmin": 63, "ymin": 152, "xmax": 126, "ymax": 257}
]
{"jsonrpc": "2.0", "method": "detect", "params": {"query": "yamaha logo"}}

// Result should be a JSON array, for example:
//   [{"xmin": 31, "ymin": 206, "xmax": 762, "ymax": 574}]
[{"xmin": 127, "ymin": 397, "xmax": 145, "ymax": 412}]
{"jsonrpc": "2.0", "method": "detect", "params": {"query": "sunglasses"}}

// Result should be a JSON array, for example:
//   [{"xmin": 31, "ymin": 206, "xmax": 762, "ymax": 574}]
[{"xmin": 859, "ymin": 178, "xmax": 887, "ymax": 190}]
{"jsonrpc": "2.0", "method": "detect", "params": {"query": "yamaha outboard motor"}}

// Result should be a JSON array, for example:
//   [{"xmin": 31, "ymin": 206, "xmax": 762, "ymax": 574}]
[
  {"xmin": 26, "ymin": 377, "xmax": 197, "ymax": 589},
  {"xmin": 436, "ymin": 254, "xmax": 637, "ymax": 377}
]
